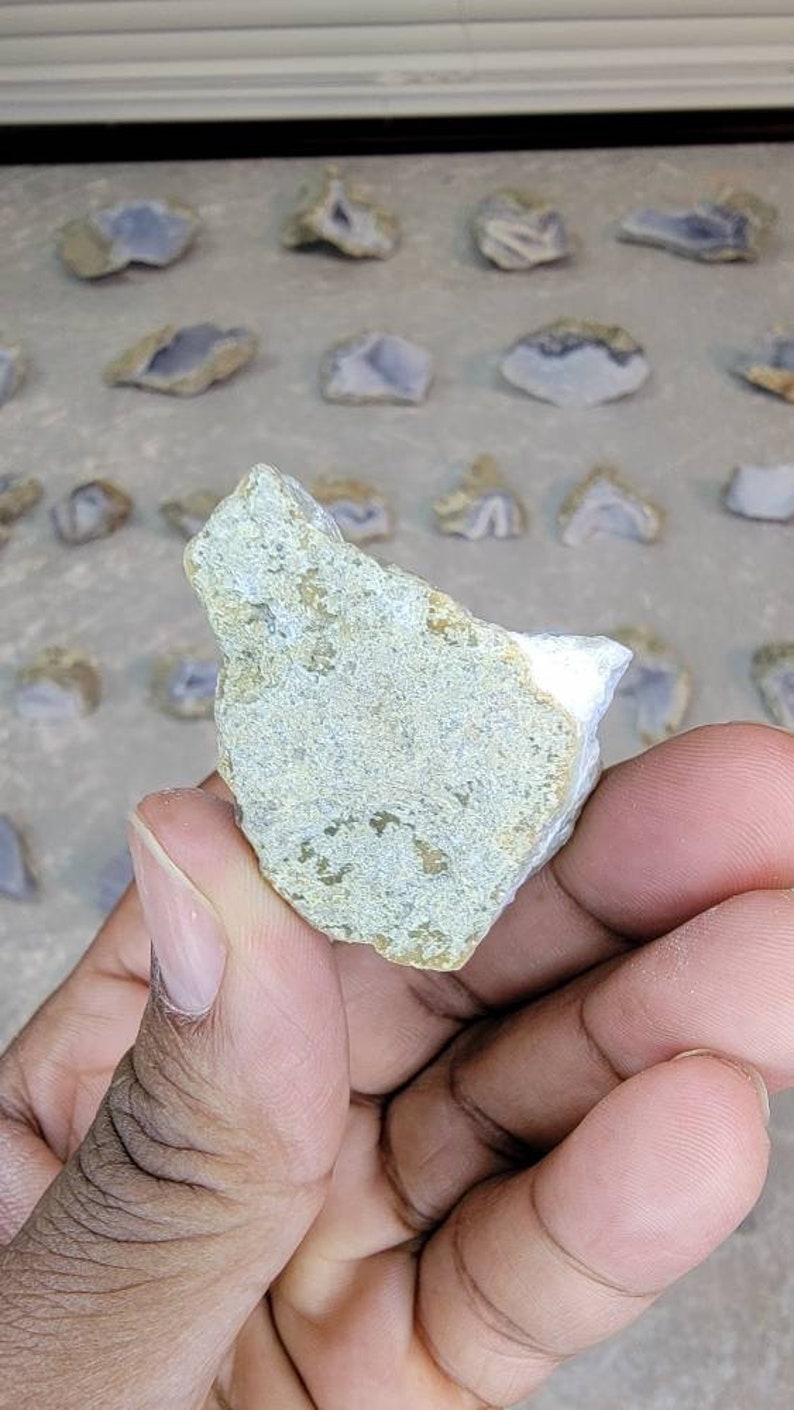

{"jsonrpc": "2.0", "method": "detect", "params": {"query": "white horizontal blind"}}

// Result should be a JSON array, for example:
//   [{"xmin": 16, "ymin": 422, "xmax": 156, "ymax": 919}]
[{"xmin": 1, "ymin": 2, "xmax": 793, "ymax": 124}]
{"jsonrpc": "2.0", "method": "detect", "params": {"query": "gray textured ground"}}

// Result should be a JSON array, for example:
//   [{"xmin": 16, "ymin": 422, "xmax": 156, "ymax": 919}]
[{"xmin": 1, "ymin": 145, "xmax": 793, "ymax": 1409}]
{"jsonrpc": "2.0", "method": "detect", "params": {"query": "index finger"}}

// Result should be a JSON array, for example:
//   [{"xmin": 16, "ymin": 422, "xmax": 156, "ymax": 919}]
[{"xmin": 342, "ymin": 723, "xmax": 794, "ymax": 1093}]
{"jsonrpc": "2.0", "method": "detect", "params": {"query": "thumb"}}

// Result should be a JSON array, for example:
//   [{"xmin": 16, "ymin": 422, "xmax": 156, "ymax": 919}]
[{"xmin": 0, "ymin": 789, "xmax": 349, "ymax": 1410}]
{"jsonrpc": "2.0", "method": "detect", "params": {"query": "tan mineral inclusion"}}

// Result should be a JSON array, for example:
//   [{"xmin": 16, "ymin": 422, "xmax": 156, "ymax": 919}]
[{"xmin": 186, "ymin": 465, "xmax": 630, "ymax": 971}]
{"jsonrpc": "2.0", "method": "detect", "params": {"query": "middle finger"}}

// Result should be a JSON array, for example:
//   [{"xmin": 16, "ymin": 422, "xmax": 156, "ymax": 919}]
[
  {"xmin": 340, "ymin": 725, "xmax": 794, "ymax": 1095},
  {"xmin": 384, "ymin": 886, "xmax": 794, "ymax": 1233}
]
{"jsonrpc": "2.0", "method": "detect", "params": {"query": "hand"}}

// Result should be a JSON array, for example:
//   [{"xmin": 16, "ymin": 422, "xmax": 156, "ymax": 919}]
[{"xmin": 1, "ymin": 723, "xmax": 791, "ymax": 1410}]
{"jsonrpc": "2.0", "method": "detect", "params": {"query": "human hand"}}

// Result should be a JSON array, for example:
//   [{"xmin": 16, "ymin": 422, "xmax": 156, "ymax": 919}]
[{"xmin": 1, "ymin": 723, "xmax": 791, "ymax": 1410}]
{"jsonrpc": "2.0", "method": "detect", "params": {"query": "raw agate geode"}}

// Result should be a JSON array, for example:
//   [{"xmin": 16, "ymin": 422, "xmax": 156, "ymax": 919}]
[
  {"xmin": 0, "ymin": 474, "xmax": 42, "ymax": 523},
  {"xmin": 105, "ymin": 324, "xmax": 257, "ymax": 397},
  {"xmin": 321, "ymin": 332, "xmax": 433, "ymax": 405},
  {"xmin": 51, "ymin": 480, "xmax": 132, "ymax": 543},
  {"xmin": 473, "ymin": 190, "xmax": 570, "ymax": 271},
  {"xmin": 150, "ymin": 653, "xmax": 219, "ymax": 719},
  {"xmin": 309, "ymin": 477, "xmax": 393, "ymax": 543},
  {"xmin": 618, "ymin": 188, "xmax": 776, "ymax": 263},
  {"xmin": 14, "ymin": 647, "xmax": 102, "ymax": 723},
  {"xmin": 724, "ymin": 464, "xmax": 794, "ymax": 522},
  {"xmin": 613, "ymin": 628, "xmax": 691, "ymax": 745},
  {"xmin": 558, "ymin": 467, "xmax": 663, "ymax": 546},
  {"xmin": 752, "ymin": 644, "xmax": 794, "ymax": 730},
  {"xmin": 57, "ymin": 198, "xmax": 201, "ymax": 279},
  {"xmin": 0, "ymin": 344, "xmax": 26, "ymax": 407},
  {"xmin": 0, "ymin": 816, "xmax": 38, "ymax": 901},
  {"xmin": 434, "ymin": 455, "xmax": 527, "ymax": 539},
  {"xmin": 500, "ymin": 319, "xmax": 649, "ymax": 407},
  {"xmin": 283, "ymin": 167, "xmax": 399, "ymax": 259},
  {"xmin": 185, "ymin": 464, "xmax": 630, "ymax": 971},
  {"xmin": 731, "ymin": 330, "xmax": 794, "ymax": 403}
]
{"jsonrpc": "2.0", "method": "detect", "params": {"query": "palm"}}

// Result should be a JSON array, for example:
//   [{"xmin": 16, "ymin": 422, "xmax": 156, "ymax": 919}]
[{"xmin": 2, "ymin": 725, "xmax": 792, "ymax": 1409}]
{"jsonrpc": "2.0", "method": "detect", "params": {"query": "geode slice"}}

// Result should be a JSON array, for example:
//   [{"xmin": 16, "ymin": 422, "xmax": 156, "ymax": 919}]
[
  {"xmin": 185, "ymin": 464, "xmax": 630, "ymax": 971},
  {"xmin": 160, "ymin": 490, "xmax": 221, "ymax": 539},
  {"xmin": 618, "ymin": 187, "xmax": 776, "ymax": 263},
  {"xmin": 150, "ymin": 653, "xmax": 219, "ymax": 719},
  {"xmin": 723, "ymin": 464, "xmax": 794, "ymax": 522},
  {"xmin": 320, "ymin": 333, "xmax": 433, "ymax": 406},
  {"xmin": 0, "ymin": 343, "xmax": 26, "ymax": 407},
  {"xmin": 613, "ymin": 627, "xmax": 691, "ymax": 745},
  {"xmin": 731, "ymin": 330, "xmax": 794, "ymax": 403},
  {"xmin": 105, "ymin": 323, "xmax": 257, "ymax": 397},
  {"xmin": 0, "ymin": 815, "xmax": 38, "ymax": 901},
  {"xmin": 500, "ymin": 319, "xmax": 649, "ymax": 407},
  {"xmin": 309, "ymin": 477, "xmax": 393, "ymax": 543},
  {"xmin": 57, "ymin": 198, "xmax": 201, "ymax": 280},
  {"xmin": 283, "ymin": 167, "xmax": 399, "ymax": 260},
  {"xmin": 434, "ymin": 454, "xmax": 527, "ymax": 539},
  {"xmin": 473, "ymin": 190, "xmax": 570, "ymax": 271},
  {"xmin": 558, "ymin": 467, "xmax": 663, "ymax": 546},
  {"xmin": 51, "ymin": 480, "xmax": 132, "ymax": 544},
  {"xmin": 751, "ymin": 644, "xmax": 794, "ymax": 730},
  {"xmin": 0, "ymin": 474, "xmax": 42, "ymax": 524},
  {"xmin": 14, "ymin": 647, "xmax": 102, "ymax": 723}
]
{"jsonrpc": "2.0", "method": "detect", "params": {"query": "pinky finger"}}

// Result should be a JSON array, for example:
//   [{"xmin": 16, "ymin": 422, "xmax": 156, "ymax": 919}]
[{"xmin": 417, "ymin": 1052, "xmax": 770, "ymax": 1409}]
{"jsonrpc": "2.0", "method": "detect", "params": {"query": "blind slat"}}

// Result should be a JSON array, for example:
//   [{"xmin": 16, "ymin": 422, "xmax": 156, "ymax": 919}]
[
  {"xmin": 2, "ymin": 7, "xmax": 790, "ymax": 123},
  {"xmin": 2, "ymin": 16, "xmax": 790, "ymax": 64},
  {"xmin": 2, "ymin": 0, "xmax": 790, "ymax": 36}
]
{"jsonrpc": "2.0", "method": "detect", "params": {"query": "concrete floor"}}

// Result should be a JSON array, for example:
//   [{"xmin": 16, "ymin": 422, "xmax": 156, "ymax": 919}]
[{"xmin": 1, "ymin": 145, "xmax": 794, "ymax": 1408}]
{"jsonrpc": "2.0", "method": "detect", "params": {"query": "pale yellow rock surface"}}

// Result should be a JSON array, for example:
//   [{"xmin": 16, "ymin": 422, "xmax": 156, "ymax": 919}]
[{"xmin": 186, "ymin": 465, "xmax": 629, "ymax": 970}]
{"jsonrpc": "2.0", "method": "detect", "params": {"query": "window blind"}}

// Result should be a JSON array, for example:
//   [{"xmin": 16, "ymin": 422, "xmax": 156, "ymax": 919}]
[{"xmin": 2, "ymin": 3, "xmax": 792, "ymax": 124}]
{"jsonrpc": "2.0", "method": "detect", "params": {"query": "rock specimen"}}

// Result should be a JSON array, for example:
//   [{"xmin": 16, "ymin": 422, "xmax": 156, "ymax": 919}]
[
  {"xmin": 57, "ymin": 198, "xmax": 201, "ymax": 279},
  {"xmin": 558, "ymin": 466, "xmax": 663, "ymax": 546},
  {"xmin": 473, "ymin": 189, "xmax": 570, "ymax": 271},
  {"xmin": 97, "ymin": 848, "xmax": 134, "ymax": 914},
  {"xmin": 723, "ymin": 463, "xmax": 794, "ymax": 522},
  {"xmin": 751, "ymin": 644, "xmax": 794, "ymax": 730},
  {"xmin": 160, "ymin": 489, "xmax": 221, "ymax": 539},
  {"xmin": 0, "ymin": 474, "xmax": 42, "ymax": 523},
  {"xmin": 613, "ymin": 628, "xmax": 691, "ymax": 745},
  {"xmin": 618, "ymin": 187, "xmax": 776, "ymax": 263},
  {"xmin": 282, "ymin": 166, "xmax": 399, "ymax": 260},
  {"xmin": 500, "ymin": 319, "xmax": 649, "ymax": 407},
  {"xmin": 0, "ymin": 343, "xmax": 26, "ymax": 407},
  {"xmin": 731, "ymin": 330, "xmax": 794, "ymax": 403},
  {"xmin": 105, "ymin": 323, "xmax": 257, "ymax": 397},
  {"xmin": 51, "ymin": 479, "xmax": 132, "ymax": 544},
  {"xmin": 321, "ymin": 332, "xmax": 433, "ymax": 406},
  {"xmin": 186, "ymin": 464, "xmax": 630, "ymax": 971},
  {"xmin": 434, "ymin": 454, "xmax": 527, "ymax": 539},
  {"xmin": 150, "ymin": 653, "xmax": 219, "ymax": 719},
  {"xmin": 0, "ymin": 815, "xmax": 38, "ymax": 901},
  {"xmin": 14, "ymin": 647, "xmax": 102, "ymax": 723},
  {"xmin": 309, "ymin": 476, "xmax": 393, "ymax": 543}
]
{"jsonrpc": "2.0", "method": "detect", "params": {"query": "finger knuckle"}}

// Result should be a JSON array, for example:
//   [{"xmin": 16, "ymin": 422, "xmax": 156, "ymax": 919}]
[{"xmin": 56, "ymin": 1042, "xmax": 236, "ymax": 1249}]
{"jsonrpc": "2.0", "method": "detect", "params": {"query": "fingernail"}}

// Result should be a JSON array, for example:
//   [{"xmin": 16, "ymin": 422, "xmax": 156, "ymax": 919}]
[
  {"xmin": 671, "ymin": 1049, "xmax": 770, "ymax": 1126},
  {"xmin": 129, "ymin": 811, "xmax": 227, "ymax": 1017}
]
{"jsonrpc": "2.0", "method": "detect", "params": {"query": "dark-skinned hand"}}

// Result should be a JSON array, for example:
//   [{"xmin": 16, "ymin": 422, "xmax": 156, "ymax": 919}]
[{"xmin": 2, "ymin": 724, "xmax": 792, "ymax": 1409}]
